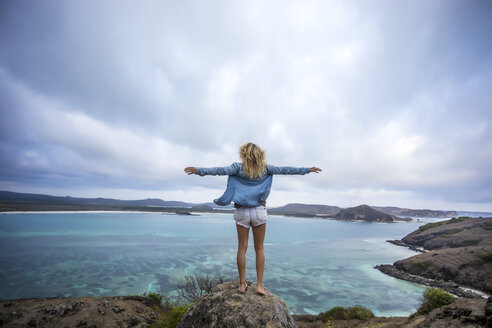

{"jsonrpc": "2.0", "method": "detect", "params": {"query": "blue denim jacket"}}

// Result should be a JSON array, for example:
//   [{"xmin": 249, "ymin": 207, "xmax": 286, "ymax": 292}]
[{"xmin": 196, "ymin": 162, "xmax": 310, "ymax": 207}]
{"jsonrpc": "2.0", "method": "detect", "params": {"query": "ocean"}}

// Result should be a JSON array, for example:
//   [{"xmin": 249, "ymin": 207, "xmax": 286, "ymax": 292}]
[{"xmin": 0, "ymin": 211, "xmax": 437, "ymax": 316}]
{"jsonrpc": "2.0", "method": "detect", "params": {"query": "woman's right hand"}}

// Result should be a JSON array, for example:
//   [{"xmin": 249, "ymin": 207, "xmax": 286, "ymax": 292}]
[
  {"xmin": 184, "ymin": 167, "xmax": 197, "ymax": 175},
  {"xmin": 309, "ymin": 167, "xmax": 322, "ymax": 173}
]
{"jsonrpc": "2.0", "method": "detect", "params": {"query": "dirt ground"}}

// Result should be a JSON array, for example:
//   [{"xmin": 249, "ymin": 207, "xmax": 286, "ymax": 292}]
[{"xmin": 0, "ymin": 295, "xmax": 159, "ymax": 328}]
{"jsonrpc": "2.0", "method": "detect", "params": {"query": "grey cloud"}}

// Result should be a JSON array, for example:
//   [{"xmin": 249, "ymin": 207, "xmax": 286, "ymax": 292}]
[{"xmin": 0, "ymin": 0, "xmax": 491, "ymax": 210}]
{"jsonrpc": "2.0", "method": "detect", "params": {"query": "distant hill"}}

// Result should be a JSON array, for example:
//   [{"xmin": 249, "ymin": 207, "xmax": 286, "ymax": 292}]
[
  {"xmin": 373, "ymin": 206, "xmax": 457, "ymax": 218},
  {"xmin": 333, "ymin": 204, "xmax": 410, "ymax": 222},
  {"xmin": 0, "ymin": 191, "xmax": 191, "ymax": 207},
  {"xmin": 0, "ymin": 191, "xmax": 459, "ymax": 218},
  {"xmin": 268, "ymin": 203, "xmax": 341, "ymax": 217},
  {"xmin": 191, "ymin": 204, "xmax": 214, "ymax": 211}
]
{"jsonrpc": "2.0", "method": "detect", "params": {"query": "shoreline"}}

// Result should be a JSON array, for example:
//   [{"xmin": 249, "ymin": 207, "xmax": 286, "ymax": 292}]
[
  {"xmin": 0, "ymin": 209, "xmax": 420, "ymax": 224},
  {"xmin": 375, "ymin": 264, "xmax": 489, "ymax": 299},
  {"xmin": 1, "ymin": 293, "xmax": 490, "ymax": 328},
  {"xmin": 377, "ymin": 217, "xmax": 492, "ymax": 300}
]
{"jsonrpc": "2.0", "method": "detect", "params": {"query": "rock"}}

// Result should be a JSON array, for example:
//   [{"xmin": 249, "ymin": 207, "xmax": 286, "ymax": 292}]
[
  {"xmin": 486, "ymin": 297, "xmax": 492, "ymax": 327},
  {"xmin": 414, "ymin": 298, "xmax": 487, "ymax": 327},
  {"xmin": 177, "ymin": 280, "xmax": 297, "ymax": 328},
  {"xmin": 0, "ymin": 296, "xmax": 159, "ymax": 328}
]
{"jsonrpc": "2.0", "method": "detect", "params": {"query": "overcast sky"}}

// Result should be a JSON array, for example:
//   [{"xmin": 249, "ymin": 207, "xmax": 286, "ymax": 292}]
[{"xmin": 1, "ymin": 1, "xmax": 491, "ymax": 211}]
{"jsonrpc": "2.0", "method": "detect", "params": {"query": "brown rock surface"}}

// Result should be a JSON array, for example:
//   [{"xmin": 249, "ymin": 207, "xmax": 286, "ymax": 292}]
[
  {"xmin": 294, "ymin": 297, "xmax": 492, "ymax": 328},
  {"xmin": 0, "ymin": 295, "xmax": 159, "ymax": 328},
  {"xmin": 401, "ymin": 217, "xmax": 492, "ymax": 250},
  {"xmin": 177, "ymin": 280, "xmax": 297, "ymax": 328}
]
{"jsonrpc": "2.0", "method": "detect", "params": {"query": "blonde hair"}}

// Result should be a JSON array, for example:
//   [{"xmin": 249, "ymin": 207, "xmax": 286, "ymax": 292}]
[{"xmin": 239, "ymin": 142, "xmax": 266, "ymax": 179}]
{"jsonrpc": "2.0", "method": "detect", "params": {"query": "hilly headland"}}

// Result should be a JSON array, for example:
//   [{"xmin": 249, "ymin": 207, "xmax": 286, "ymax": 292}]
[
  {"xmin": 0, "ymin": 191, "xmax": 461, "ymax": 221},
  {"xmin": 376, "ymin": 216, "xmax": 492, "ymax": 298}
]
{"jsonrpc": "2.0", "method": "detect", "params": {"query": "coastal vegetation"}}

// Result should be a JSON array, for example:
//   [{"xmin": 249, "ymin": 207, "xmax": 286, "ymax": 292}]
[
  {"xmin": 416, "ymin": 288, "xmax": 455, "ymax": 315},
  {"xmin": 319, "ymin": 305, "xmax": 375, "ymax": 321},
  {"xmin": 150, "ymin": 303, "xmax": 192, "ymax": 328},
  {"xmin": 416, "ymin": 221, "xmax": 446, "ymax": 233},
  {"xmin": 479, "ymin": 251, "xmax": 492, "ymax": 262},
  {"xmin": 176, "ymin": 272, "xmax": 230, "ymax": 303},
  {"xmin": 142, "ymin": 273, "xmax": 229, "ymax": 328},
  {"xmin": 140, "ymin": 291, "xmax": 192, "ymax": 328},
  {"xmin": 483, "ymin": 221, "xmax": 492, "ymax": 230},
  {"xmin": 412, "ymin": 260, "xmax": 432, "ymax": 271},
  {"xmin": 416, "ymin": 216, "xmax": 471, "ymax": 234}
]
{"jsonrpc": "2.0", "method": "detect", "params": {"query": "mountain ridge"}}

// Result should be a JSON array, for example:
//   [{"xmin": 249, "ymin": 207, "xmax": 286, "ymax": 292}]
[{"xmin": 0, "ymin": 190, "xmax": 460, "ymax": 217}]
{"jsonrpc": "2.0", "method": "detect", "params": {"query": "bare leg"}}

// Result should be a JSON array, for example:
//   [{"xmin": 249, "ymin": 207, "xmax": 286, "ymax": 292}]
[
  {"xmin": 236, "ymin": 223, "xmax": 249, "ymax": 293},
  {"xmin": 252, "ymin": 222, "xmax": 266, "ymax": 295}
]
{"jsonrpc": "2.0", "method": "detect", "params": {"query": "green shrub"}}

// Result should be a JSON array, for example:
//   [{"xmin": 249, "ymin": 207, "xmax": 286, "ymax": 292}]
[
  {"xmin": 176, "ymin": 272, "xmax": 231, "ymax": 303},
  {"xmin": 482, "ymin": 221, "xmax": 492, "ymax": 231},
  {"xmin": 141, "ymin": 292, "xmax": 181, "ymax": 312},
  {"xmin": 412, "ymin": 261, "xmax": 431, "ymax": 271},
  {"xmin": 417, "ymin": 222, "xmax": 445, "ymax": 233},
  {"xmin": 447, "ymin": 217, "xmax": 469, "ymax": 224},
  {"xmin": 462, "ymin": 239, "xmax": 479, "ymax": 246},
  {"xmin": 319, "ymin": 305, "xmax": 374, "ymax": 321},
  {"xmin": 416, "ymin": 288, "xmax": 455, "ymax": 315},
  {"xmin": 479, "ymin": 252, "xmax": 492, "ymax": 262},
  {"xmin": 146, "ymin": 292, "xmax": 163, "ymax": 304},
  {"xmin": 442, "ymin": 229, "xmax": 461, "ymax": 235},
  {"xmin": 151, "ymin": 303, "xmax": 193, "ymax": 328}
]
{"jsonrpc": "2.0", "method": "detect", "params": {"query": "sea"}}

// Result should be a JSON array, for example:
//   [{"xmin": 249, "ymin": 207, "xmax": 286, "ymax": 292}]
[{"xmin": 0, "ymin": 212, "xmax": 448, "ymax": 316}]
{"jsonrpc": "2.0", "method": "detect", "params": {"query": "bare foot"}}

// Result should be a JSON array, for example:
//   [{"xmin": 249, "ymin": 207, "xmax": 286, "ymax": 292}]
[
  {"xmin": 238, "ymin": 281, "xmax": 247, "ymax": 293},
  {"xmin": 256, "ymin": 285, "xmax": 266, "ymax": 295}
]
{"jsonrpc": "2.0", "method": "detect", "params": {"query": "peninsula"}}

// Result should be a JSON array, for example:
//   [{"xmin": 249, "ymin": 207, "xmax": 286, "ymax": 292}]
[{"xmin": 377, "ymin": 216, "xmax": 492, "ymax": 298}]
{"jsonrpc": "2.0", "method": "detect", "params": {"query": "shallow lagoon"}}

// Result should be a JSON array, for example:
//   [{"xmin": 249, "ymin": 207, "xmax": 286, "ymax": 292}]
[{"xmin": 0, "ymin": 212, "xmax": 431, "ymax": 315}]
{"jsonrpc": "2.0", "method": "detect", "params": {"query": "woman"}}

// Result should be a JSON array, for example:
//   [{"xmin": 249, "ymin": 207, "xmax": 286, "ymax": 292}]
[{"xmin": 184, "ymin": 142, "xmax": 321, "ymax": 295}]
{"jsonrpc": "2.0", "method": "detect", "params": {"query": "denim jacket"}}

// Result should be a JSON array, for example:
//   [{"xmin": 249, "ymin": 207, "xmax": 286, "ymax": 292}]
[{"xmin": 196, "ymin": 162, "xmax": 310, "ymax": 207}]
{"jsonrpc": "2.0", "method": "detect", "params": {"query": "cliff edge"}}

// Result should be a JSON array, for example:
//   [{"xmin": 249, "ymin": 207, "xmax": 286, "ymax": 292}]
[{"xmin": 378, "ymin": 217, "xmax": 492, "ymax": 296}]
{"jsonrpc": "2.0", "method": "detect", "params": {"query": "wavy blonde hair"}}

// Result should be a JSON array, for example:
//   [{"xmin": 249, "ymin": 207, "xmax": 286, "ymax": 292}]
[{"xmin": 239, "ymin": 142, "xmax": 266, "ymax": 179}]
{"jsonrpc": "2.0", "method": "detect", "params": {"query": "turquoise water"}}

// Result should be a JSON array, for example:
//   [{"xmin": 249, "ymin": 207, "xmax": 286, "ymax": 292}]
[{"xmin": 0, "ymin": 212, "xmax": 430, "ymax": 316}]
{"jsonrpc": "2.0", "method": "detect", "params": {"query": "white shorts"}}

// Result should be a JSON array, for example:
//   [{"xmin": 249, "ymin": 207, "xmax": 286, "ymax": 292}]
[{"xmin": 234, "ymin": 205, "xmax": 268, "ymax": 228}]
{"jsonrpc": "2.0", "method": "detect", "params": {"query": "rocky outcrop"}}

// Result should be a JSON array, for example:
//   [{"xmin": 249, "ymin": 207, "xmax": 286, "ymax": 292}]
[
  {"xmin": 177, "ymin": 280, "xmax": 297, "ymax": 328},
  {"xmin": 294, "ymin": 298, "xmax": 492, "ymax": 327},
  {"xmin": 375, "ymin": 264, "xmax": 483, "ymax": 298},
  {"xmin": 377, "ymin": 217, "xmax": 492, "ymax": 296},
  {"xmin": 401, "ymin": 217, "xmax": 491, "ymax": 250},
  {"xmin": 413, "ymin": 297, "xmax": 491, "ymax": 328},
  {"xmin": 333, "ymin": 204, "xmax": 409, "ymax": 222},
  {"xmin": 0, "ymin": 296, "xmax": 159, "ymax": 328}
]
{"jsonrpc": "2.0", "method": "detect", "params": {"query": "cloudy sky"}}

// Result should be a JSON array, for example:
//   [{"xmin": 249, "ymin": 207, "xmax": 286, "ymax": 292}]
[{"xmin": 1, "ymin": 1, "xmax": 491, "ymax": 211}]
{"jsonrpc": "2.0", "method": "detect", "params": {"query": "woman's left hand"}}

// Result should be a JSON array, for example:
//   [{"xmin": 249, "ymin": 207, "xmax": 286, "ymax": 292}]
[
  {"xmin": 184, "ymin": 167, "xmax": 197, "ymax": 175},
  {"xmin": 309, "ymin": 167, "xmax": 322, "ymax": 173}
]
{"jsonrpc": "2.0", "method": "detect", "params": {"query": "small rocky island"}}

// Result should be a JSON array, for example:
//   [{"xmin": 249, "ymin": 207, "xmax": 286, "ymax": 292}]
[
  {"xmin": 331, "ymin": 204, "xmax": 412, "ymax": 222},
  {"xmin": 377, "ymin": 216, "xmax": 492, "ymax": 297}
]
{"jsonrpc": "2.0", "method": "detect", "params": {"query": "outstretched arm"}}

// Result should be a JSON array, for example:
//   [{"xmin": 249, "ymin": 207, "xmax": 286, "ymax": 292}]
[
  {"xmin": 266, "ymin": 165, "xmax": 322, "ymax": 175},
  {"xmin": 184, "ymin": 163, "xmax": 240, "ymax": 176}
]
